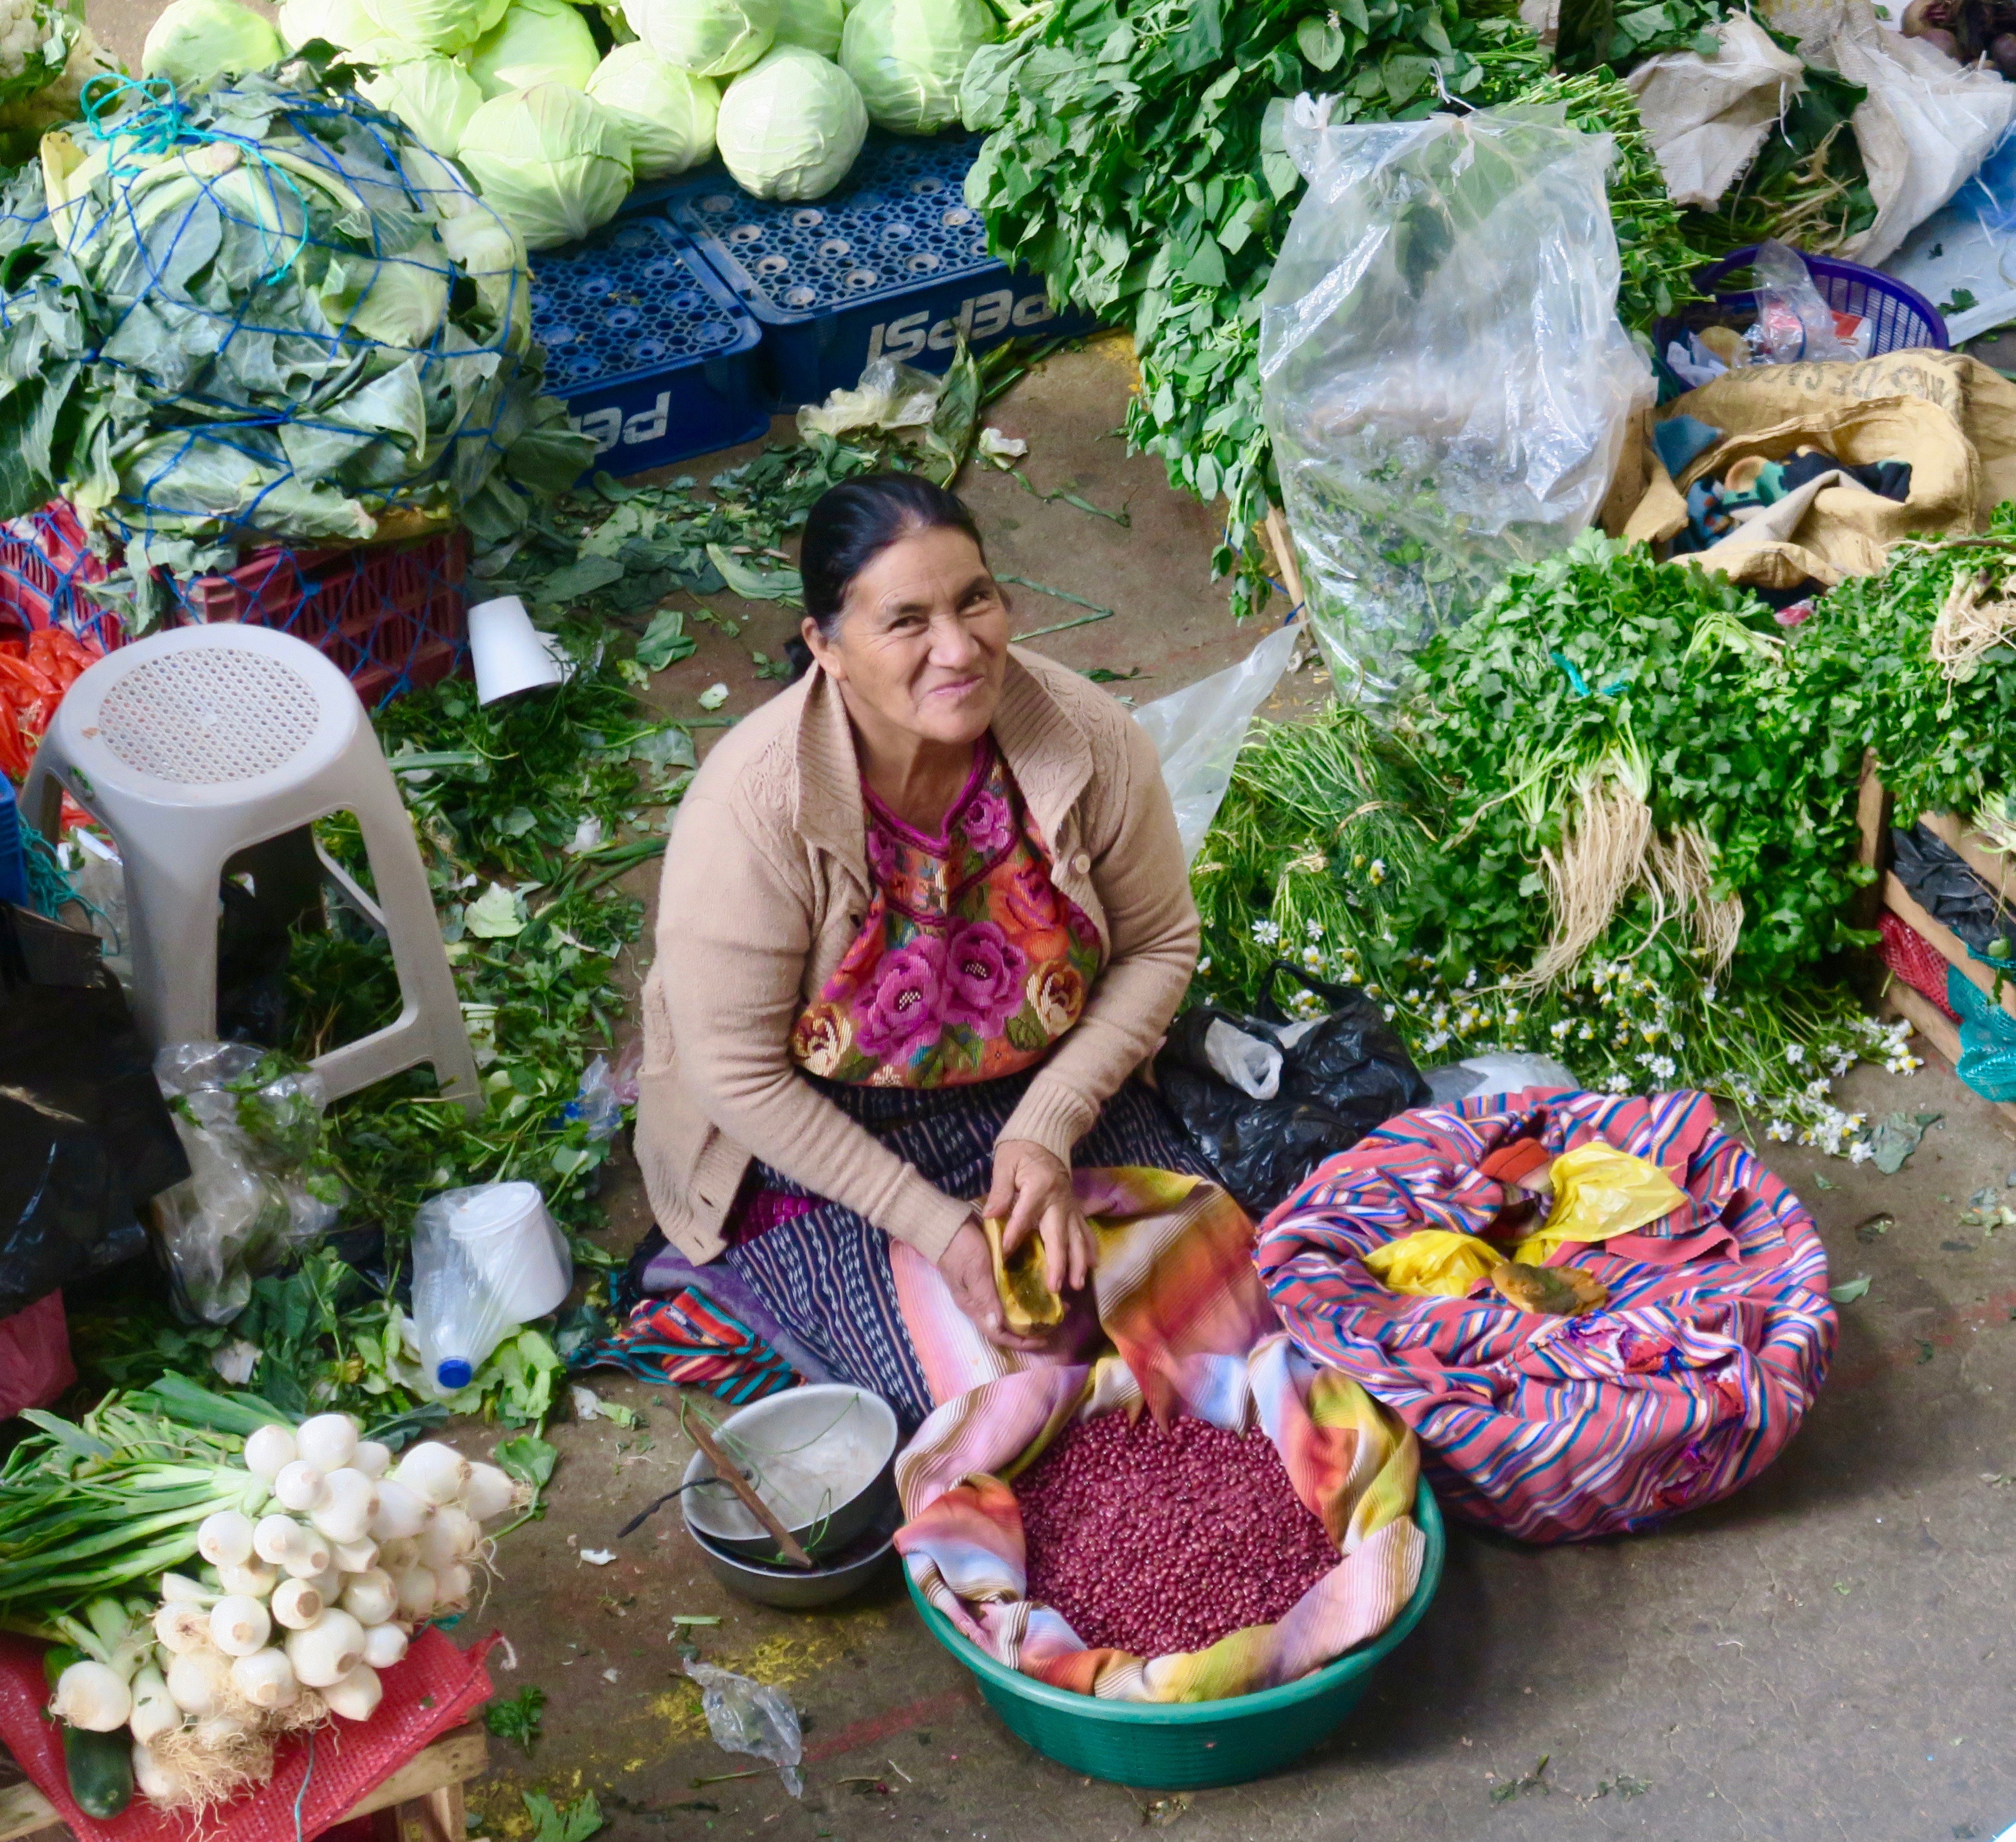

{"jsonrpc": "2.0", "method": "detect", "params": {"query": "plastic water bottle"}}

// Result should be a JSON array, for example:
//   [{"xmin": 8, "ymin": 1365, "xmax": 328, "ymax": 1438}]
[{"xmin": 411, "ymin": 1182, "xmax": 573, "ymax": 1392}]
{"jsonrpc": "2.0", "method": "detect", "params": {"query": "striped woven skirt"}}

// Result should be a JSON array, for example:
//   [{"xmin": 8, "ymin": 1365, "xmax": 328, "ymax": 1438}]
[{"xmin": 719, "ymin": 1070, "xmax": 1214, "ymax": 1428}]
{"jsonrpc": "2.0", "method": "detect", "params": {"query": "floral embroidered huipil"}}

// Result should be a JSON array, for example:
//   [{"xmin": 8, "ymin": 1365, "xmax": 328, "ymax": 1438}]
[{"xmin": 788, "ymin": 738, "xmax": 1102, "ymax": 1087}]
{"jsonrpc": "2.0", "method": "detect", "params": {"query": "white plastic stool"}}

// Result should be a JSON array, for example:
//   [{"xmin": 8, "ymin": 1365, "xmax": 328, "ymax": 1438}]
[{"xmin": 24, "ymin": 622, "xmax": 481, "ymax": 1117}]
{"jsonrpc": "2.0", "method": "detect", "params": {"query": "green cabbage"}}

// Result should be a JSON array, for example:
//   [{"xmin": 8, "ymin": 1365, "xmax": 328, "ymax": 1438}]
[
  {"xmin": 458, "ymin": 81, "xmax": 634, "ymax": 248},
  {"xmin": 621, "ymin": 0, "xmax": 775, "ymax": 77},
  {"xmin": 715, "ymin": 45, "xmax": 864, "ymax": 201},
  {"xmin": 839, "ymin": 0, "xmax": 989, "ymax": 134},
  {"xmin": 467, "ymin": 0, "xmax": 601, "ymax": 94},
  {"xmin": 772, "ymin": 0, "xmax": 842, "ymax": 58},
  {"xmin": 355, "ymin": 0, "xmax": 509, "ymax": 53},
  {"xmin": 584, "ymin": 44, "xmax": 718, "ymax": 180},
  {"xmin": 140, "ymin": 0, "xmax": 285, "ymax": 89},
  {"xmin": 359, "ymin": 57, "xmax": 484, "ymax": 151}
]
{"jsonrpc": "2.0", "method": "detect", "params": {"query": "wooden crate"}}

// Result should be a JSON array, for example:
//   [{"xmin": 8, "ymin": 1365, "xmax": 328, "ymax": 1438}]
[
  {"xmin": 0, "ymin": 1726, "xmax": 487, "ymax": 1842},
  {"xmin": 1856, "ymin": 757, "xmax": 2016, "ymax": 1134}
]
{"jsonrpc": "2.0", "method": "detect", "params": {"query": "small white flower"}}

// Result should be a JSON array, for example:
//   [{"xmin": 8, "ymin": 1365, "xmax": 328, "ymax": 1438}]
[
  {"xmin": 1551, "ymin": 1019, "xmax": 1573, "ymax": 1040},
  {"xmin": 1252, "ymin": 920, "xmax": 1281, "ymax": 945},
  {"xmin": 1465, "ymin": 968, "xmax": 1479, "ymax": 989},
  {"xmin": 1302, "ymin": 946, "xmax": 1323, "ymax": 968},
  {"xmin": 1368, "ymin": 859, "xmax": 1387, "ymax": 885},
  {"xmin": 1196, "ymin": 957, "xmax": 1213, "ymax": 976},
  {"xmin": 1306, "ymin": 919, "xmax": 1325, "ymax": 940},
  {"xmin": 1605, "ymin": 1072, "xmax": 1632, "ymax": 1094},
  {"xmin": 1767, "ymin": 1120, "xmax": 1793, "ymax": 1142},
  {"xmin": 1785, "ymin": 1043, "xmax": 1804, "ymax": 1064},
  {"xmin": 1848, "ymin": 1140, "xmax": 1874, "ymax": 1164}
]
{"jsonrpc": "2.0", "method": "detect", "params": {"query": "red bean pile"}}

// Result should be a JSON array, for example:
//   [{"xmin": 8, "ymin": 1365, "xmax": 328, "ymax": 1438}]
[{"xmin": 1014, "ymin": 1411, "xmax": 1338, "ymax": 1656}]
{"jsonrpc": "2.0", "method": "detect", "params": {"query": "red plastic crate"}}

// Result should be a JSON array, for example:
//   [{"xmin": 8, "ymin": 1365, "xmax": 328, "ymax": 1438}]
[{"xmin": 0, "ymin": 502, "xmax": 470, "ymax": 708}]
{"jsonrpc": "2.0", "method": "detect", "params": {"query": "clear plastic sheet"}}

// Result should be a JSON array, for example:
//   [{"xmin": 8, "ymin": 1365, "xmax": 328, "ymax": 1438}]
[
  {"xmin": 150, "ymin": 1042, "xmax": 340, "ymax": 1324},
  {"xmin": 1259, "ymin": 100, "xmax": 1651, "ymax": 697}
]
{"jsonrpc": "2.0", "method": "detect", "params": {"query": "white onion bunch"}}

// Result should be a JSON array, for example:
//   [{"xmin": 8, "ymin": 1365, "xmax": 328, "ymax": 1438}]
[{"xmin": 47, "ymin": 1415, "xmax": 526, "ymax": 1814}]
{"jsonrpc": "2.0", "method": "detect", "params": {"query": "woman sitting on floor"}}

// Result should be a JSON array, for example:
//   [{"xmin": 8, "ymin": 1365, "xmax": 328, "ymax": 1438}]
[{"xmin": 632, "ymin": 472, "xmax": 1213, "ymax": 1427}]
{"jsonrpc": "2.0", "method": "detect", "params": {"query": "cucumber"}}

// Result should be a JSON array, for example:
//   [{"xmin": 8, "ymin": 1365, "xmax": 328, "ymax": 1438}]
[{"xmin": 63, "ymin": 1724, "xmax": 134, "ymax": 1819}]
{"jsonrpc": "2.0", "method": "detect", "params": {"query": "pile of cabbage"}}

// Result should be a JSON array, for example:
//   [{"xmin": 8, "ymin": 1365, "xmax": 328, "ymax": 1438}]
[
  {"xmin": 0, "ymin": 64, "xmax": 590, "ymax": 622},
  {"xmin": 144, "ymin": 0, "xmax": 1007, "ymax": 231}
]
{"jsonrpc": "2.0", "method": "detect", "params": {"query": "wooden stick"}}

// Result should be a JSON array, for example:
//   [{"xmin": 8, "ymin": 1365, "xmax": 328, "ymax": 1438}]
[
  {"xmin": 686, "ymin": 1417, "xmax": 816, "ymax": 1570},
  {"xmin": 1265, "ymin": 507, "xmax": 1307, "ymax": 613}
]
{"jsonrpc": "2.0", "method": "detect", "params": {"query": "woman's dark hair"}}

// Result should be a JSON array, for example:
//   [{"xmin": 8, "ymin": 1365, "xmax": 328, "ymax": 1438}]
[{"xmin": 788, "ymin": 473, "xmax": 987, "ymax": 679}]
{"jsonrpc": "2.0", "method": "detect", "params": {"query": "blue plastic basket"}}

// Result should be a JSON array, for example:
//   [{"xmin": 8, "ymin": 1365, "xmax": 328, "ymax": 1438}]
[
  {"xmin": 531, "ymin": 216, "xmax": 768, "ymax": 477},
  {"xmin": 673, "ymin": 133, "xmax": 1103, "ymax": 408},
  {"xmin": 1691, "ymin": 245, "xmax": 1949, "ymax": 353},
  {"xmin": 0, "ymin": 775, "xmax": 27, "ymax": 910},
  {"xmin": 1653, "ymin": 245, "xmax": 1949, "ymax": 396}
]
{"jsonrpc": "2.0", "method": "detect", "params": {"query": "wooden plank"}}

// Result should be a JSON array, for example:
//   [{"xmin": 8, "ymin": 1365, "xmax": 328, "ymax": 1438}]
[
  {"xmin": 0, "ymin": 1729, "xmax": 487, "ymax": 1842},
  {"xmin": 1882, "ymin": 873, "xmax": 2016, "ymax": 1020},
  {"xmin": 1852, "ymin": 755, "xmax": 1891, "ymax": 933},
  {"xmin": 1883, "ymin": 984, "xmax": 2016, "ymax": 1140}
]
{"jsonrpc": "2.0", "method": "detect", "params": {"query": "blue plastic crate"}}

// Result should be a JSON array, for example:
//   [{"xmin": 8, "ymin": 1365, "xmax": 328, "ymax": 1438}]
[
  {"xmin": 673, "ymin": 133, "xmax": 1102, "ymax": 409},
  {"xmin": 0, "ymin": 776, "xmax": 26, "ymax": 910},
  {"xmin": 532, "ymin": 216, "xmax": 768, "ymax": 477}
]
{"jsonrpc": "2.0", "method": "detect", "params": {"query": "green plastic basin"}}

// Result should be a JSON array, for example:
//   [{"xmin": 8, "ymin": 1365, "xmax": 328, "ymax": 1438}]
[{"xmin": 905, "ymin": 1479, "xmax": 1444, "ymax": 1789}]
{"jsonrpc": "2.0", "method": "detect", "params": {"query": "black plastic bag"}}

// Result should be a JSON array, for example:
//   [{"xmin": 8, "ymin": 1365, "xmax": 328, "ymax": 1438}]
[
  {"xmin": 0, "ymin": 903, "xmax": 189, "ymax": 1317},
  {"xmin": 1890, "ymin": 824, "xmax": 2016, "ymax": 960},
  {"xmin": 1154, "ymin": 963, "xmax": 1430, "ymax": 1216}
]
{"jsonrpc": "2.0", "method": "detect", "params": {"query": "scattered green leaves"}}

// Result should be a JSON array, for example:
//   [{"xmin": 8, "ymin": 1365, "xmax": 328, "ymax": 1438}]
[
  {"xmin": 523, "ymin": 1789, "xmax": 603, "ymax": 1842},
  {"xmin": 1830, "ymin": 1275, "xmax": 1871, "ymax": 1303},
  {"xmin": 487, "ymin": 1686, "xmax": 548, "ymax": 1754}
]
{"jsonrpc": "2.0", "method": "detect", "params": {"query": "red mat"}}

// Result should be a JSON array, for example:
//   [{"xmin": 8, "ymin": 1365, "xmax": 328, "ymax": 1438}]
[{"xmin": 0, "ymin": 1628, "xmax": 494, "ymax": 1842}]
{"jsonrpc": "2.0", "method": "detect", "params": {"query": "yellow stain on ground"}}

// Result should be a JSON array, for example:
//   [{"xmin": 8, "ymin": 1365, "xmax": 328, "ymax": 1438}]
[{"xmin": 646, "ymin": 1608, "xmax": 892, "ymax": 1745}]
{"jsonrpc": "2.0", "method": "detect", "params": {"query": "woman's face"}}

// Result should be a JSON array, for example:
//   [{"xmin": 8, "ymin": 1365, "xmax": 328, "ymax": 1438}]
[{"xmin": 803, "ymin": 525, "xmax": 1009, "ymax": 747}]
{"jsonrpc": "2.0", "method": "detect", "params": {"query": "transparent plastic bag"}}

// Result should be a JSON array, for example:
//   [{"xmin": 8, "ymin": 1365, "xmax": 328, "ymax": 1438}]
[
  {"xmin": 683, "ymin": 1661, "xmax": 803, "ymax": 1797},
  {"xmin": 1747, "ymin": 239, "xmax": 1859, "ymax": 364},
  {"xmin": 150, "ymin": 1043, "xmax": 340, "ymax": 1324},
  {"xmin": 1260, "ymin": 101, "xmax": 1653, "ymax": 697},
  {"xmin": 1134, "ymin": 617, "xmax": 1304, "ymax": 861},
  {"xmin": 411, "ymin": 1182, "xmax": 570, "ymax": 1394}
]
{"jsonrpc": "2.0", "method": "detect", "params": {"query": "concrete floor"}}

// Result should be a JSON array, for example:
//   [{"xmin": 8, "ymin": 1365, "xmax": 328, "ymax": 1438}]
[
  {"xmin": 471, "ymin": 348, "xmax": 2016, "ymax": 1842},
  {"xmin": 49, "ymin": 19, "xmax": 2016, "ymax": 1826}
]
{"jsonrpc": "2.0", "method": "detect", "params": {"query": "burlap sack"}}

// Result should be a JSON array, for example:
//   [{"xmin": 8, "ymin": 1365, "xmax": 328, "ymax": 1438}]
[
  {"xmin": 1624, "ymin": 16, "xmax": 1805, "ymax": 209},
  {"xmin": 1614, "ymin": 351, "xmax": 2016, "ymax": 588}
]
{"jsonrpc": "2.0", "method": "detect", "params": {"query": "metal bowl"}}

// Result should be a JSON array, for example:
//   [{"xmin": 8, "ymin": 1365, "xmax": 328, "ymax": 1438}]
[
  {"xmin": 685, "ymin": 1503, "xmax": 900, "ymax": 1610},
  {"xmin": 680, "ymin": 1384, "xmax": 899, "ymax": 1561}
]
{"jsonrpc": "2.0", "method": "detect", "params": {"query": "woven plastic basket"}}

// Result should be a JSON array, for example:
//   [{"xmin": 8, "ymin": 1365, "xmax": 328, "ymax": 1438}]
[{"xmin": 905, "ymin": 1478, "xmax": 1444, "ymax": 1790}]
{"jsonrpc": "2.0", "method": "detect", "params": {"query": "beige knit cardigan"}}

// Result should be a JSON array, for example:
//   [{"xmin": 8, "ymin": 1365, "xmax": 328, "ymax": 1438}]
[{"xmin": 634, "ymin": 645, "xmax": 1199, "ymax": 1266}]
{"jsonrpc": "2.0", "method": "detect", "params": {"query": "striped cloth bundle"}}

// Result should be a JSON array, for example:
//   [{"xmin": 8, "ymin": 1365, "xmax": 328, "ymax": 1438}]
[
  {"xmin": 894, "ymin": 1167, "xmax": 1424, "ymax": 1702},
  {"xmin": 590, "ymin": 1287, "xmax": 798, "ymax": 1404},
  {"xmin": 1255, "ymin": 1088, "xmax": 1835, "ymax": 1544}
]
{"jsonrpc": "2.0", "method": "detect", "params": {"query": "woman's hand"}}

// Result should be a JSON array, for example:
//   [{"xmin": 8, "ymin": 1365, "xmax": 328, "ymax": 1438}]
[
  {"xmin": 986, "ymin": 1140, "xmax": 1098, "ymax": 1297},
  {"xmin": 936, "ymin": 1219, "xmax": 1053, "ymax": 1352}
]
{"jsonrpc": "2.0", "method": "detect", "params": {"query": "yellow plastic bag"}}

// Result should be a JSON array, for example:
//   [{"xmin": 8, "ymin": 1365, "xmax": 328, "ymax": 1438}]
[
  {"xmin": 983, "ymin": 1215, "xmax": 1067, "ymax": 1333},
  {"xmin": 1363, "ymin": 1230, "xmax": 1506, "ymax": 1298},
  {"xmin": 1513, "ymin": 1142, "xmax": 1685, "ymax": 1265}
]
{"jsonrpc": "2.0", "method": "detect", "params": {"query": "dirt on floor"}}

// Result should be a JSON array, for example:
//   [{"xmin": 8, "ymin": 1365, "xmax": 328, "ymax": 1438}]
[
  {"xmin": 31, "ymin": 43, "xmax": 2016, "ymax": 1818},
  {"xmin": 449, "ymin": 348, "xmax": 2016, "ymax": 1842}
]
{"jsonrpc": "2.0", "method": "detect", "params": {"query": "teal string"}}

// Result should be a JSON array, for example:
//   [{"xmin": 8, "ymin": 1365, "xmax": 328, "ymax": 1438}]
[{"xmin": 78, "ymin": 74, "xmax": 312, "ymax": 286}]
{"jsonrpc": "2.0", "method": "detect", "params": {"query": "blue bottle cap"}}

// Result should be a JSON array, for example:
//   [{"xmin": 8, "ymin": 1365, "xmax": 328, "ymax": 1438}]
[{"xmin": 437, "ymin": 1358, "xmax": 473, "ymax": 1390}]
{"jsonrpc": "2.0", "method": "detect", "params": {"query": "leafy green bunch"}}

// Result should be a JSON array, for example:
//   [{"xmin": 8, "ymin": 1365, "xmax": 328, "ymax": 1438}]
[
  {"xmin": 964, "ymin": 0, "xmax": 1704, "ymax": 614},
  {"xmin": 1788, "ymin": 510, "xmax": 2016, "ymax": 826},
  {"xmin": 1184, "ymin": 529, "xmax": 1997, "ymax": 1152},
  {"xmin": 289, "ymin": 645, "xmax": 684, "ymax": 1239}
]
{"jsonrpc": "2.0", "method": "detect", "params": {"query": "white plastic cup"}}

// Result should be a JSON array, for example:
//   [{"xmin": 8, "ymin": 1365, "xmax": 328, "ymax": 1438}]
[
  {"xmin": 443, "ymin": 1181, "xmax": 571, "ymax": 1321},
  {"xmin": 468, "ymin": 595, "xmax": 569, "ymax": 705}
]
